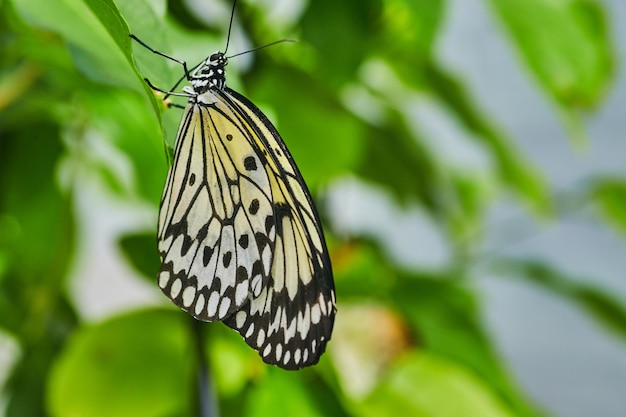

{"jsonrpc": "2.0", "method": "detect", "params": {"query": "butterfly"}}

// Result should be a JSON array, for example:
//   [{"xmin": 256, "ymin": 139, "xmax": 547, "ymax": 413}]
[{"xmin": 130, "ymin": 3, "xmax": 335, "ymax": 370}]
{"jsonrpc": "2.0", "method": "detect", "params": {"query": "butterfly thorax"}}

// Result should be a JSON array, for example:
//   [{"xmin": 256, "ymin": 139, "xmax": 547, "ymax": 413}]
[{"xmin": 185, "ymin": 51, "xmax": 228, "ymax": 96}]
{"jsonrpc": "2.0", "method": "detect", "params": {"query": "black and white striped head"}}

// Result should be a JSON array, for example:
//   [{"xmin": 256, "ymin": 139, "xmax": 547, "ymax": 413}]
[{"xmin": 190, "ymin": 51, "xmax": 228, "ymax": 93}]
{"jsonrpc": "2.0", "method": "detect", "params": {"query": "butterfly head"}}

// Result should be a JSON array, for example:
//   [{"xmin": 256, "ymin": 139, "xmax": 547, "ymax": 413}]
[
  {"xmin": 209, "ymin": 51, "xmax": 228, "ymax": 67},
  {"xmin": 190, "ymin": 51, "xmax": 228, "ymax": 93}
]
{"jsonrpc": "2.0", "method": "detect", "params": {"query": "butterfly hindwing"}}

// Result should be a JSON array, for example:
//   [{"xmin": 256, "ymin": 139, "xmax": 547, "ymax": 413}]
[{"xmin": 219, "ymin": 89, "xmax": 336, "ymax": 369}]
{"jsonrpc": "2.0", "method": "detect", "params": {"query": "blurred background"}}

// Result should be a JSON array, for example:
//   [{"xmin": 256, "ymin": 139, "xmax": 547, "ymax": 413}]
[{"xmin": 1, "ymin": 0, "xmax": 625, "ymax": 416}]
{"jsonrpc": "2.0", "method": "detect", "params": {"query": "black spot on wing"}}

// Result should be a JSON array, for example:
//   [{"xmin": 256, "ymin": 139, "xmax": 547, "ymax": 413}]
[
  {"xmin": 181, "ymin": 234, "xmax": 193, "ymax": 256},
  {"xmin": 249, "ymin": 199, "xmax": 260, "ymax": 215},
  {"xmin": 251, "ymin": 260, "xmax": 263, "ymax": 277},
  {"xmin": 255, "ymin": 232, "xmax": 270, "ymax": 250},
  {"xmin": 223, "ymin": 250, "xmax": 232, "ymax": 268},
  {"xmin": 236, "ymin": 266, "xmax": 248, "ymax": 283},
  {"xmin": 264, "ymin": 215, "xmax": 274, "ymax": 233},
  {"xmin": 203, "ymin": 246, "xmax": 213, "ymax": 267},
  {"xmin": 244, "ymin": 156, "xmax": 257, "ymax": 171},
  {"xmin": 196, "ymin": 223, "xmax": 209, "ymax": 243}
]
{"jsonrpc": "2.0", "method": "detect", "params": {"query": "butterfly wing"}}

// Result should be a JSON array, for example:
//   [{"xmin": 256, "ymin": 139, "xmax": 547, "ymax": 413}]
[
  {"xmin": 157, "ymin": 98, "xmax": 276, "ymax": 322},
  {"xmin": 219, "ymin": 88, "xmax": 336, "ymax": 369},
  {"xmin": 157, "ymin": 87, "xmax": 335, "ymax": 370}
]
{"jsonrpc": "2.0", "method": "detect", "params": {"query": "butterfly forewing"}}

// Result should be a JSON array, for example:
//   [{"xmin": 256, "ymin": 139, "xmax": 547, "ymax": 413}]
[{"xmin": 157, "ymin": 96, "xmax": 277, "ymax": 322}]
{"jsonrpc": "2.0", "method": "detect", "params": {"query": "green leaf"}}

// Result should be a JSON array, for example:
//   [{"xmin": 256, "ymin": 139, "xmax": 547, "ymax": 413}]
[
  {"xmin": 391, "ymin": 276, "xmax": 545, "ymax": 417},
  {"xmin": 357, "ymin": 352, "xmax": 516, "ymax": 417},
  {"xmin": 0, "ymin": 120, "xmax": 67, "ymax": 282},
  {"xmin": 378, "ymin": 0, "xmax": 447, "ymax": 84},
  {"xmin": 593, "ymin": 179, "xmax": 626, "ymax": 235},
  {"xmin": 118, "ymin": 232, "xmax": 159, "ymax": 281},
  {"xmin": 120, "ymin": 0, "xmax": 174, "ymax": 92},
  {"xmin": 13, "ymin": 0, "xmax": 140, "ymax": 91},
  {"xmin": 2, "ymin": 296, "xmax": 78, "ymax": 417},
  {"xmin": 356, "ymin": 110, "xmax": 444, "ymax": 208},
  {"xmin": 488, "ymin": 0, "xmax": 614, "ymax": 109},
  {"xmin": 47, "ymin": 309, "xmax": 194, "ymax": 417},
  {"xmin": 333, "ymin": 242, "xmax": 397, "ymax": 300},
  {"xmin": 80, "ymin": 88, "xmax": 167, "ymax": 201},
  {"xmin": 488, "ymin": 0, "xmax": 615, "ymax": 146},
  {"xmin": 83, "ymin": 0, "xmax": 132, "ymax": 58},
  {"xmin": 207, "ymin": 326, "xmax": 255, "ymax": 398},
  {"xmin": 245, "ymin": 369, "xmax": 325, "ymax": 417},
  {"xmin": 301, "ymin": 0, "xmax": 383, "ymax": 88}
]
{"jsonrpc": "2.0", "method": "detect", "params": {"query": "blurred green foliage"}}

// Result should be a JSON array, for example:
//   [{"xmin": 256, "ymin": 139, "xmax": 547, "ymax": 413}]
[{"xmin": 0, "ymin": 0, "xmax": 624, "ymax": 416}]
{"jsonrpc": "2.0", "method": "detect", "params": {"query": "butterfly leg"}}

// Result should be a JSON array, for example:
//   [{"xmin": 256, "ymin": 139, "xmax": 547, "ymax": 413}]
[
  {"xmin": 129, "ymin": 34, "xmax": 192, "ymax": 80},
  {"xmin": 143, "ymin": 77, "xmax": 191, "ymax": 98},
  {"xmin": 130, "ymin": 35, "xmax": 193, "ymax": 107}
]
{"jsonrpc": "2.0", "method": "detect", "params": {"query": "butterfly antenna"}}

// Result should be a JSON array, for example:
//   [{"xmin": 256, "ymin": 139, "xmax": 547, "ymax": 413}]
[
  {"xmin": 224, "ymin": 0, "xmax": 238, "ymax": 54},
  {"xmin": 226, "ymin": 38, "xmax": 297, "ymax": 60}
]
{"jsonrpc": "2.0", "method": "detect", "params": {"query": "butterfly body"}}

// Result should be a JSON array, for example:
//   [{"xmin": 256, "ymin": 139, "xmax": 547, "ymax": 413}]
[{"xmin": 155, "ymin": 48, "xmax": 336, "ymax": 369}]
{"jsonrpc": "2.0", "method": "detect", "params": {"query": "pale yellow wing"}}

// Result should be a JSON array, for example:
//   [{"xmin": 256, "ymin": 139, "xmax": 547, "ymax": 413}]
[
  {"xmin": 157, "ymin": 98, "xmax": 275, "ymax": 321},
  {"xmin": 219, "ymin": 87, "xmax": 335, "ymax": 369},
  {"xmin": 156, "ymin": 87, "xmax": 335, "ymax": 369}
]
